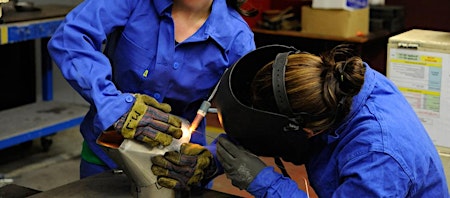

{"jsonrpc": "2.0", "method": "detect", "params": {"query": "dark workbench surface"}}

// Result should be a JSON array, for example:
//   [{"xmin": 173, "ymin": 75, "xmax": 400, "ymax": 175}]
[
  {"xmin": 1, "ymin": 4, "xmax": 73, "ymax": 24},
  {"xmin": 1, "ymin": 170, "xmax": 241, "ymax": 197}
]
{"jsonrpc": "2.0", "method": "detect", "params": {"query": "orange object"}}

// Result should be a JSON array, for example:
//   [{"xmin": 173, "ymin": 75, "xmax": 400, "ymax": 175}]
[
  {"xmin": 356, "ymin": 31, "xmax": 366, "ymax": 37},
  {"xmin": 189, "ymin": 113, "xmax": 205, "ymax": 133},
  {"xmin": 96, "ymin": 130, "xmax": 124, "ymax": 149},
  {"xmin": 189, "ymin": 101, "xmax": 211, "ymax": 132}
]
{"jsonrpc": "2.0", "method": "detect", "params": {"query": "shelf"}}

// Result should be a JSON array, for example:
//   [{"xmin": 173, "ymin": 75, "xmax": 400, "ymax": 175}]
[
  {"xmin": 0, "ymin": 4, "xmax": 80, "ymax": 151},
  {"xmin": 0, "ymin": 101, "xmax": 89, "ymax": 150},
  {"xmin": 0, "ymin": 4, "xmax": 73, "ymax": 45},
  {"xmin": 252, "ymin": 28, "xmax": 389, "ymax": 43}
]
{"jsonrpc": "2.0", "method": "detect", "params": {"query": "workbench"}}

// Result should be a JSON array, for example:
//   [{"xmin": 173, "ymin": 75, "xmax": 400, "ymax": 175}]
[
  {"xmin": 0, "ymin": 170, "xmax": 241, "ymax": 197},
  {"xmin": 0, "ymin": 4, "xmax": 89, "ymax": 150}
]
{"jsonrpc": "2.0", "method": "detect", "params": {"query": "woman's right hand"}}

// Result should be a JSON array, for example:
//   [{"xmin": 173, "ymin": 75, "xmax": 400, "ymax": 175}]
[{"xmin": 114, "ymin": 94, "xmax": 182, "ymax": 147}]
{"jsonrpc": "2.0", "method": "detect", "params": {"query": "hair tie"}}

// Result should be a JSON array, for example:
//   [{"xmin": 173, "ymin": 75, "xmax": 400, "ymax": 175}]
[{"xmin": 339, "ymin": 61, "xmax": 350, "ymax": 82}]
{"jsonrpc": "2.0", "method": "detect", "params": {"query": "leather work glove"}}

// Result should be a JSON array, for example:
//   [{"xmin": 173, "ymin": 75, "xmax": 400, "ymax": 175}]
[
  {"xmin": 216, "ymin": 136, "xmax": 267, "ymax": 190},
  {"xmin": 151, "ymin": 143, "xmax": 218, "ymax": 190},
  {"xmin": 114, "ymin": 94, "xmax": 182, "ymax": 147}
]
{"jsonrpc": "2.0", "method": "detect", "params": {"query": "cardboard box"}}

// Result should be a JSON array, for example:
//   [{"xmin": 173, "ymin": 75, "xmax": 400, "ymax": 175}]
[
  {"xmin": 312, "ymin": 0, "xmax": 368, "ymax": 10},
  {"xmin": 301, "ymin": 6, "xmax": 369, "ymax": 38}
]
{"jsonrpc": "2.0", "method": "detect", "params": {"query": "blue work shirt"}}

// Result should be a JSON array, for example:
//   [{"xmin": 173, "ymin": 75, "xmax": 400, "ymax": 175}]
[
  {"xmin": 247, "ymin": 64, "xmax": 449, "ymax": 197},
  {"xmin": 47, "ymin": 0, "xmax": 255, "ymax": 168}
]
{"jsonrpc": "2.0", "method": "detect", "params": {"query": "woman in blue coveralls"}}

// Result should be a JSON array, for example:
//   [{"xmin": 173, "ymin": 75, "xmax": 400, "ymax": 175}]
[
  {"xmin": 47, "ymin": 0, "xmax": 257, "ymax": 189},
  {"xmin": 214, "ymin": 45, "xmax": 449, "ymax": 197}
]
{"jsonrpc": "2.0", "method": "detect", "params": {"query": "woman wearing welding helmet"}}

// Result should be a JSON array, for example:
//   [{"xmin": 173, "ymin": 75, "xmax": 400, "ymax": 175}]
[
  {"xmin": 214, "ymin": 44, "xmax": 449, "ymax": 197},
  {"xmin": 47, "ymin": 0, "xmax": 257, "ymax": 188}
]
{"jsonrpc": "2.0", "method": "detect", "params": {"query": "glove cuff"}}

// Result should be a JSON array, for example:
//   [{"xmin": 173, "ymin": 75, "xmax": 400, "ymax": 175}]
[
  {"xmin": 200, "ymin": 158, "xmax": 219, "ymax": 187},
  {"xmin": 120, "ymin": 95, "xmax": 147, "ymax": 138}
]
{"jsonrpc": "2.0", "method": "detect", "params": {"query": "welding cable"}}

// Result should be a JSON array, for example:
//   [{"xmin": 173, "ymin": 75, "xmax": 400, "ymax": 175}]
[
  {"xmin": 189, "ymin": 69, "xmax": 228, "ymax": 131},
  {"xmin": 274, "ymin": 157, "xmax": 291, "ymax": 178},
  {"xmin": 206, "ymin": 68, "xmax": 226, "ymax": 102}
]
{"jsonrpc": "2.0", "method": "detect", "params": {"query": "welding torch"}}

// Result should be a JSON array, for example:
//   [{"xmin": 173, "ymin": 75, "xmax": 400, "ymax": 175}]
[{"xmin": 189, "ymin": 74, "xmax": 223, "ymax": 132}]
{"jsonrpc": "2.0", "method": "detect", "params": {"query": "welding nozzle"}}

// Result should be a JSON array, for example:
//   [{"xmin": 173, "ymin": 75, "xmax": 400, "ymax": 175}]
[
  {"xmin": 197, "ymin": 101, "xmax": 211, "ymax": 117},
  {"xmin": 189, "ymin": 101, "xmax": 211, "ymax": 132}
]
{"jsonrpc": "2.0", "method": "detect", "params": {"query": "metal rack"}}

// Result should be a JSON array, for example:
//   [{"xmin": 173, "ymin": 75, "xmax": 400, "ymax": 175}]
[{"xmin": 0, "ymin": 5, "xmax": 88, "ymax": 151}]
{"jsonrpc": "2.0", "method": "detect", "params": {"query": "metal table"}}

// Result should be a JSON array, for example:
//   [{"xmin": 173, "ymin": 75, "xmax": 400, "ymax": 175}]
[{"xmin": 16, "ymin": 170, "xmax": 241, "ymax": 197}]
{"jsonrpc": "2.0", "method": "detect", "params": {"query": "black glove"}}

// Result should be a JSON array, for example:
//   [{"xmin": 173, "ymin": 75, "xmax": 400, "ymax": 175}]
[
  {"xmin": 114, "ymin": 94, "xmax": 182, "ymax": 147},
  {"xmin": 151, "ymin": 143, "xmax": 218, "ymax": 190},
  {"xmin": 216, "ymin": 136, "xmax": 267, "ymax": 190}
]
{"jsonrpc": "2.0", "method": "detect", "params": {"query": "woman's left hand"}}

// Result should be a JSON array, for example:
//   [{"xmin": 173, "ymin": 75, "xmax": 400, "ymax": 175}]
[{"xmin": 216, "ymin": 136, "xmax": 267, "ymax": 190}]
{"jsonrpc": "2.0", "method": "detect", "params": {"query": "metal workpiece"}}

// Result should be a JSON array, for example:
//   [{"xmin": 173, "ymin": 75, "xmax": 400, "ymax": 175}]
[{"xmin": 97, "ymin": 119, "xmax": 192, "ymax": 198}]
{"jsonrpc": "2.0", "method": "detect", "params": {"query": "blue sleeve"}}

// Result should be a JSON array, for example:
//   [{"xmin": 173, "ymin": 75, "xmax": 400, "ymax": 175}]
[
  {"xmin": 47, "ymin": 0, "xmax": 140, "ymax": 130},
  {"xmin": 332, "ymin": 152, "xmax": 411, "ymax": 197},
  {"xmin": 248, "ymin": 167, "xmax": 308, "ymax": 198},
  {"xmin": 206, "ymin": 134, "xmax": 308, "ymax": 198}
]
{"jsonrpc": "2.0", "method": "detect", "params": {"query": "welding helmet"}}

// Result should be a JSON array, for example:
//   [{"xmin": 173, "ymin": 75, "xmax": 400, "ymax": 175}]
[{"xmin": 214, "ymin": 44, "xmax": 311, "ymax": 165}]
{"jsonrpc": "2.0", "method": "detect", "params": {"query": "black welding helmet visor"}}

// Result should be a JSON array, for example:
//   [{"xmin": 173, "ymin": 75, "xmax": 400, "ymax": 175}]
[{"xmin": 214, "ymin": 44, "xmax": 311, "ymax": 165}]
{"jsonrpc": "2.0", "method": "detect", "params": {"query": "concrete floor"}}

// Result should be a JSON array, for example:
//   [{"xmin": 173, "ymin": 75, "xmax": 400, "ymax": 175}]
[{"xmin": 0, "ymin": 126, "xmax": 82, "ymax": 192}]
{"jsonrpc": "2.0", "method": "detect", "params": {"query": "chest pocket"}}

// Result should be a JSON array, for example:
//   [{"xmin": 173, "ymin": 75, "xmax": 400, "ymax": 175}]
[{"xmin": 104, "ymin": 28, "xmax": 155, "ymax": 92}]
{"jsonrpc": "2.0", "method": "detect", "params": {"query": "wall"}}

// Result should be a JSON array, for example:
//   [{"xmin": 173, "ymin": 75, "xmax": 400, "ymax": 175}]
[{"xmin": 386, "ymin": 0, "xmax": 450, "ymax": 32}]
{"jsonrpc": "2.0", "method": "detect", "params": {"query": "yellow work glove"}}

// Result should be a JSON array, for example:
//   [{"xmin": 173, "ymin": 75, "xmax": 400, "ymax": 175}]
[
  {"xmin": 114, "ymin": 94, "xmax": 182, "ymax": 147},
  {"xmin": 151, "ymin": 143, "xmax": 218, "ymax": 190}
]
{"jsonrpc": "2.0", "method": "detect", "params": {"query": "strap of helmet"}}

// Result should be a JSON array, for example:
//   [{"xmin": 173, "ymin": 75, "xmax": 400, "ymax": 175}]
[{"xmin": 272, "ymin": 52, "xmax": 294, "ymax": 116}]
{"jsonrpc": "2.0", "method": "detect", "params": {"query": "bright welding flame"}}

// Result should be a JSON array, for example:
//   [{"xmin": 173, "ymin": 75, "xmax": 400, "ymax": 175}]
[
  {"xmin": 189, "ymin": 113, "xmax": 204, "ymax": 133},
  {"xmin": 180, "ymin": 119, "xmax": 193, "ymax": 142},
  {"xmin": 189, "ymin": 101, "xmax": 211, "ymax": 133}
]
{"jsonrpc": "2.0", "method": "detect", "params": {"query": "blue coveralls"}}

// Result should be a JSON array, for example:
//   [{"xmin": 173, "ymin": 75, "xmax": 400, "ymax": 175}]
[
  {"xmin": 47, "ymin": 0, "xmax": 255, "ymax": 177},
  {"xmin": 246, "ymin": 65, "xmax": 449, "ymax": 197}
]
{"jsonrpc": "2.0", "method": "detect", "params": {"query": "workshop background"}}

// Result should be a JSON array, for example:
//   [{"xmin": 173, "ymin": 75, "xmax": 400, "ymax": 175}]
[{"xmin": 1, "ymin": 0, "xmax": 449, "ymax": 197}]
